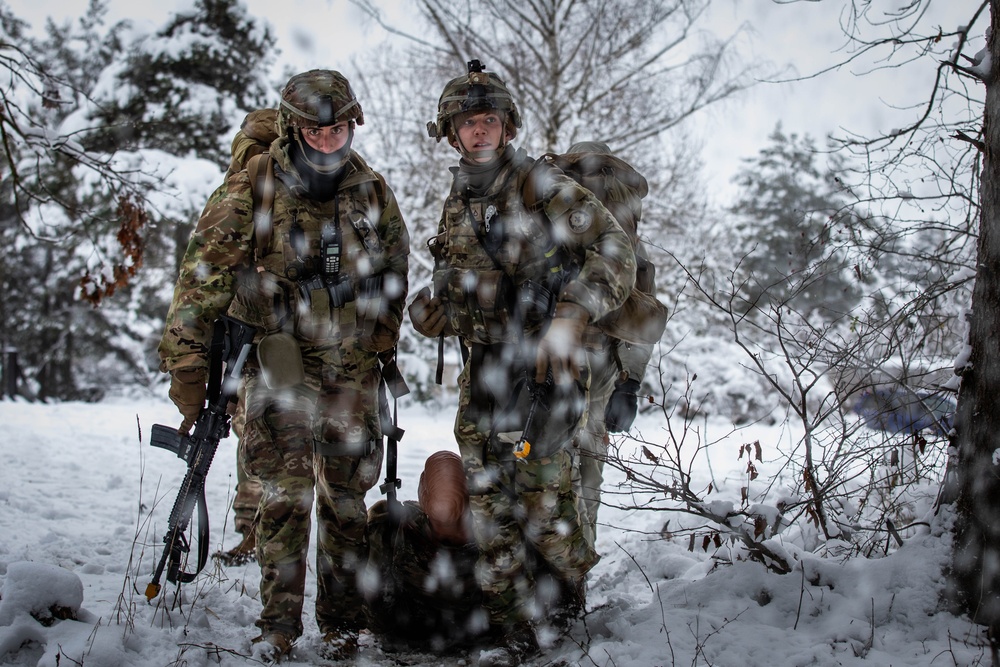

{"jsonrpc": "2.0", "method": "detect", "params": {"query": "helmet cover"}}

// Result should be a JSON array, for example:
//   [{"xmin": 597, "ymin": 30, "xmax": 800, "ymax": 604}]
[
  {"xmin": 278, "ymin": 69, "xmax": 364, "ymax": 139},
  {"xmin": 427, "ymin": 60, "xmax": 521, "ymax": 143}
]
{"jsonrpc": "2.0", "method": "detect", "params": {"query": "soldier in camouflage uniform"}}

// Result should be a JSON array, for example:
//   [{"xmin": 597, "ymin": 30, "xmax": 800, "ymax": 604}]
[
  {"xmin": 363, "ymin": 451, "xmax": 487, "ymax": 651},
  {"xmin": 562, "ymin": 141, "xmax": 658, "ymax": 540},
  {"xmin": 158, "ymin": 69, "xmax": 409, "ymax": 662},
  {"xmin": 408, "ymin": 61, "xmax": 636, "ymax": 667}
]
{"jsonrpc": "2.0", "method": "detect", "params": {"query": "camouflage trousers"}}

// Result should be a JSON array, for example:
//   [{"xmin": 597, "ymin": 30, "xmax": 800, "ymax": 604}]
[
  {"xmin": 229, "ymin": 389, "xmax": 263, "ymax": 537},
  {"xmin": 455, "ymin": 359, "xmax": 600, "ymax": 626},
  {"xmin": 575, "ymin": 342, "xmax": 618, "ymax": 539},
  {"xmin": 239, "ymin": 354, "xmax": 383, "ymax": 639}
]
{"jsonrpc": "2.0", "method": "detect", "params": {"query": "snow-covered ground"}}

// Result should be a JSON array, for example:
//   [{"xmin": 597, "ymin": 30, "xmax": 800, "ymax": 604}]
[{"xmin": 0, "ymin": 394, "xmax": 991, "ymax": 666}]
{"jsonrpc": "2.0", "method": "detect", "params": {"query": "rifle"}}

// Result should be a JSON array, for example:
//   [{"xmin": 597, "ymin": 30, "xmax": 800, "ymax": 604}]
[{"xmin": 145, "ymin": 316, "xmax": 255, "ymax": 601}]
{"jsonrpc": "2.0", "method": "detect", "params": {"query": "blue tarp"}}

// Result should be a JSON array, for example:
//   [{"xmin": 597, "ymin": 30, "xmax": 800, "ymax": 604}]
[{"xmin": 852, "ymin": 387, "xmax": 955, "ymax": 436}]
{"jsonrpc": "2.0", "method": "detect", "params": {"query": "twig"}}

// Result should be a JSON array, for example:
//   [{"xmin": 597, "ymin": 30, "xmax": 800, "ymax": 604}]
[
  {"xmin": 794, "ymin": 560, "xmax": 806, "ymax": 631},
  {"xmin": 615, "ymin": 541, "xmax": 654, "ymax": 594}
]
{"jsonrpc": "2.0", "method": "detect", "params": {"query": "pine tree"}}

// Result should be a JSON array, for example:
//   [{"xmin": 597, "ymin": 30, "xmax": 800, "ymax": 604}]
[{"xmin": 728, "ymin": 125, "xmax": 863, "ymax": 321}]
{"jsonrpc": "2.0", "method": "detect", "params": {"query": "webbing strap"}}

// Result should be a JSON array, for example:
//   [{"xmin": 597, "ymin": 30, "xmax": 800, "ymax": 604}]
[{"xmin": 247, "ymin": 153, "xmax": 275, "ymax": 258}]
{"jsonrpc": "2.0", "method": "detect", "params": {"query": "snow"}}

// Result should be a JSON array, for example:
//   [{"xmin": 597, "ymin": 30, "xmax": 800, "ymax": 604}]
[{"xmin": 0, "ymin": 394, "xmax": 991, "ymax": 666}]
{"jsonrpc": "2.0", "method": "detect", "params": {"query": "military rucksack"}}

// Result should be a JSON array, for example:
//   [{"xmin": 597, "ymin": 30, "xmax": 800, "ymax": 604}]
[
  {"xmin": 541, "ymin": 148, "xmax": 668, "ymax": 346},
  {"xmin": 225, "ymin": 108, "xmax": 279, "ymax": 180}
]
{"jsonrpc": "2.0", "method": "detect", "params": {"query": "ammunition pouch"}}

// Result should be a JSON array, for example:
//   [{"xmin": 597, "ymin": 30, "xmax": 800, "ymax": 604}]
[
  {"xmin": 289, "ymin": 272, "xmax": 384, "ymax": 344},
  {"xmin": 436, "ymin": 268, "xmax": 514, "ymax": 344},
  {"xmin": 433, "ymin": 267, "xmax": 569, "ymax": 344},
  {"xmin": 516, "ymin": 279, "xmax": 557, "ymax": 331},
  {"xmin": 256, "ymin": 332, "xmax": 305, "ymax": 389},
  {"xmin": 298, "ymin": 274, "xmax": 355, "ymax": 310},
  {"xmin": 354, "ymin": 274, "xmax": 384, "ymax": 339}
]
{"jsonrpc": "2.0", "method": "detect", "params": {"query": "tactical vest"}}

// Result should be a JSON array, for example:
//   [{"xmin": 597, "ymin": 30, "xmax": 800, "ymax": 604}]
[
  {"xmin": 429, "ymin": 151, "xmax": 570, "ymax": 345},
  {"xmin": 227, "ymin": 154, "xmax": 388, "ymax": 346}
]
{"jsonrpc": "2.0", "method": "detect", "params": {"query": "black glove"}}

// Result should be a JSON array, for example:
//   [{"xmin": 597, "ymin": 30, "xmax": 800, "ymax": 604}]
[{"xmin": 605, "ymin": 378, "xmax": 641, "ymax": 433}]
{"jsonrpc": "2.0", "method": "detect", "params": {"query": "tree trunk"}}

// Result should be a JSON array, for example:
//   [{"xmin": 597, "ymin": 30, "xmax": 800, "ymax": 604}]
[{"xmin": 949, "ymin": 1, "xmax": 1000, "ymax": 631}]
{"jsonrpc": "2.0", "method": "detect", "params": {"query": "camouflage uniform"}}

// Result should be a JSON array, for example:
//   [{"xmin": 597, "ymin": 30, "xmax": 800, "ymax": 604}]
[
  {"xmin": 364, "ymin": 499, "xmax": 486, "ymax": 649},
  {"xmin": 228, "ymin": 381, "xmax": 262, "ymax": 541},
  {"xmin": 158, "ymin": 70, "xmax": 409, "ymax": 641},
  {"xmin": 419, "ymin": 64, "xmax": 637, "ymax": 630},
  {"xmin": 576, "ymin": 337, "xmax": 653, "ymax": 537}
]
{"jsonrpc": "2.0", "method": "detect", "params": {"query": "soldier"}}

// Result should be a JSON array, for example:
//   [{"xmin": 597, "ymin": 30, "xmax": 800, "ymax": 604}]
[
  {"xmin": 408, "ymin": 60, "xmax": 636, "ymax": 667},
  {"xmin": 363, "ymin": 450, "xmax": 486, "ymax": 651},
  {"xmin": 157, "ymin": 69, "xmax": 409, "ymax": 662},
  {"xmin": 561, "ymin": 141, "xmax": 659, "ymax": 540}
]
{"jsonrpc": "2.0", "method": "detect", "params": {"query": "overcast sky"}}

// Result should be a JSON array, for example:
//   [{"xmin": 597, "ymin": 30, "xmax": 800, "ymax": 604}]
[{"xmin": 16, "ymin": 0, "xmax": 986, "ymax": 204}]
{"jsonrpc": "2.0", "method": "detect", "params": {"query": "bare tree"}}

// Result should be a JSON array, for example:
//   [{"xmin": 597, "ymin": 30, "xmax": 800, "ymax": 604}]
[
  {"xmin": 945, "ymin": 0, "xmax": 1000, "ymax": 636},
  {"xmin": 748, "ymin": 0, "xmax": 1000, "ymax": 630},
  {"xmin": 347, "ymin": 0, "xmax": 767, "ymax": 397},
  {"xmin": 0, "ymin": 0, "xmax": 275, "ymax": 399},
  {"xmin": 350, "ymin": 0, "xmax": 763, "ymax": 226},
  {"xmin": 382, "ymin": 1, "xmax": 752, "ymax": 149}
]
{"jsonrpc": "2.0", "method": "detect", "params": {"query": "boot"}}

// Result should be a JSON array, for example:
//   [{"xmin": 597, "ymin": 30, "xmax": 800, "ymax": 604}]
[
  {"xmin": 553, "ymin": 577, "xmax": 587, "ymax": 628},
  {"xmin": 251, "ymin": 632, "xmax": 294, "ymax": 663},
  {"xmin": 214, "ymin": 530, "xmax": 256, "ymax": 566},
  {"xmin": 476, "ymin": 622, "xmax": 539, "ymax": 667},
  {"xmin": 319, "ymin": 627, "xmax": 360, "ymax": 661}
]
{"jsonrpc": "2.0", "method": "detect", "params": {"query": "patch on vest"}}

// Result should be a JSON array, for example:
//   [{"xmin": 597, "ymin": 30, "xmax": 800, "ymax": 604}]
[
  {"xmin": 569, "ymin": 209, "xmax": 593, "ymax": 233},
  {"xmin": 485, "ymin": 204, "xmax": 498, "ymax": 231}
]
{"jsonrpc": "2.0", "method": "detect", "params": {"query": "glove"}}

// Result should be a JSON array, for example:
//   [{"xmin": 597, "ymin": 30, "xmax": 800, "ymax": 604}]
[
  {"xmin": 605, "ymin": 378, "xmax": 641, "ymax": 433},
  {"xmin": 168, "ymin": 367, "xmax": 208, "ymax": 434},
  {"xmin": 535, "ymin": 302, "xmax": 589, "ymax": 384},
  {"xmin": 408, "ymin": 286, "xmax": 448, "ymax": 338}
]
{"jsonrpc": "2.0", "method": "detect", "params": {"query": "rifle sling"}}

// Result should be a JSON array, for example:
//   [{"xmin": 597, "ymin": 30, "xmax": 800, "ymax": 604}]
[
  {"xmin": 175, "ymin": 489, "xmax": 211, "ymax": 583},
  {"xmin": 205, "ymin": 320, "xmax": 226, "ymax": 407}
]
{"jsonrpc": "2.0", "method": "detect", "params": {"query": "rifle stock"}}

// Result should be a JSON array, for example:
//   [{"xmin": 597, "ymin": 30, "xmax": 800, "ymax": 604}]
[{"xmin": 145, "ymin": 316, "xmax": 255, "ymax": 601}]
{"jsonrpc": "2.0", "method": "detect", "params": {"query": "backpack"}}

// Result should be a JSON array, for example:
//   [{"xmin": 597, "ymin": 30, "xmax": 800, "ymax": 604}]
[
  {"xmin": 542, "ymin": 149, "xmax": 668, "ymax": 346},
  {"xmin": 225, "ymin": 108, "xmax": 278, "ymax": 180}
]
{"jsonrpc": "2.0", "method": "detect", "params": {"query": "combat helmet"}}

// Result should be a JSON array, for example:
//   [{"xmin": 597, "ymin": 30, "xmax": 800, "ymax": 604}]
[
  {"xmin": 279, "ymin": 69, "xmax": 363, "ymax": 176},
  {"xmin": 279, "ymin": 69, "xmax": 364, "ymax": 134},
  {"xmin": 427, "ymin": 60, "xmax": 521, "ymax": 144}
]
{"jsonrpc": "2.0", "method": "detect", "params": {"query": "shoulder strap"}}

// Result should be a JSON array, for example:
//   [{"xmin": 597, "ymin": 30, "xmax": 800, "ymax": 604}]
[
  {"xmin": 347, "ymin": 151, "xmax": 388, "ymax": 214},
  {"xmin": 246, "ymin": 153, "xmax": 275, "ymax": 259},
  {"xmin": 518, "ymin": 153, "xmax": 555, "ymax": 213}
]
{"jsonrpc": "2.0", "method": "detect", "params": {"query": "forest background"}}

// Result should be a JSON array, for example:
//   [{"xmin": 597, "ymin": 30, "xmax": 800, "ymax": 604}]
[{"xmin": 3, "ymin": 0, "xmax": 1000, "ymax": 663}]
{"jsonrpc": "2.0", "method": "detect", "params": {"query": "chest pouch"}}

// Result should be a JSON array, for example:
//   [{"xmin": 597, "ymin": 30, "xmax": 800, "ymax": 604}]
[
  {"xmin": 291, "ymin": 219, "xmax": 358, "ymax": 343},
  {"xmin": 438, "ymin": 268, "xmax": 514, "ymax": 344}
]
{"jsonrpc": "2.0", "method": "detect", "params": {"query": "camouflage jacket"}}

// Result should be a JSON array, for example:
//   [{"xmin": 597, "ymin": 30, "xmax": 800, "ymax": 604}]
[
  {"xmin": 158, "ymin": 137, "xmax": 409, "ymax": 372},
  {"xmin": 429, "ymin": 147, "xmax": 636, "ymax": 345},
  {"xmin": 365, "ymin": 499, "xmax": 483, "ymax": 645}
]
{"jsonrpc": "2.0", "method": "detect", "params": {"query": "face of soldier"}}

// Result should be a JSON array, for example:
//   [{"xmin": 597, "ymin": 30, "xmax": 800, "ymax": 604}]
[
  {"xmin": 453, "ymin": 111, "xmax": 506, "ymax": 162},
  {"xmin": 301, "ymin": 122, "xmax": 351, "ymax": 154}
]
